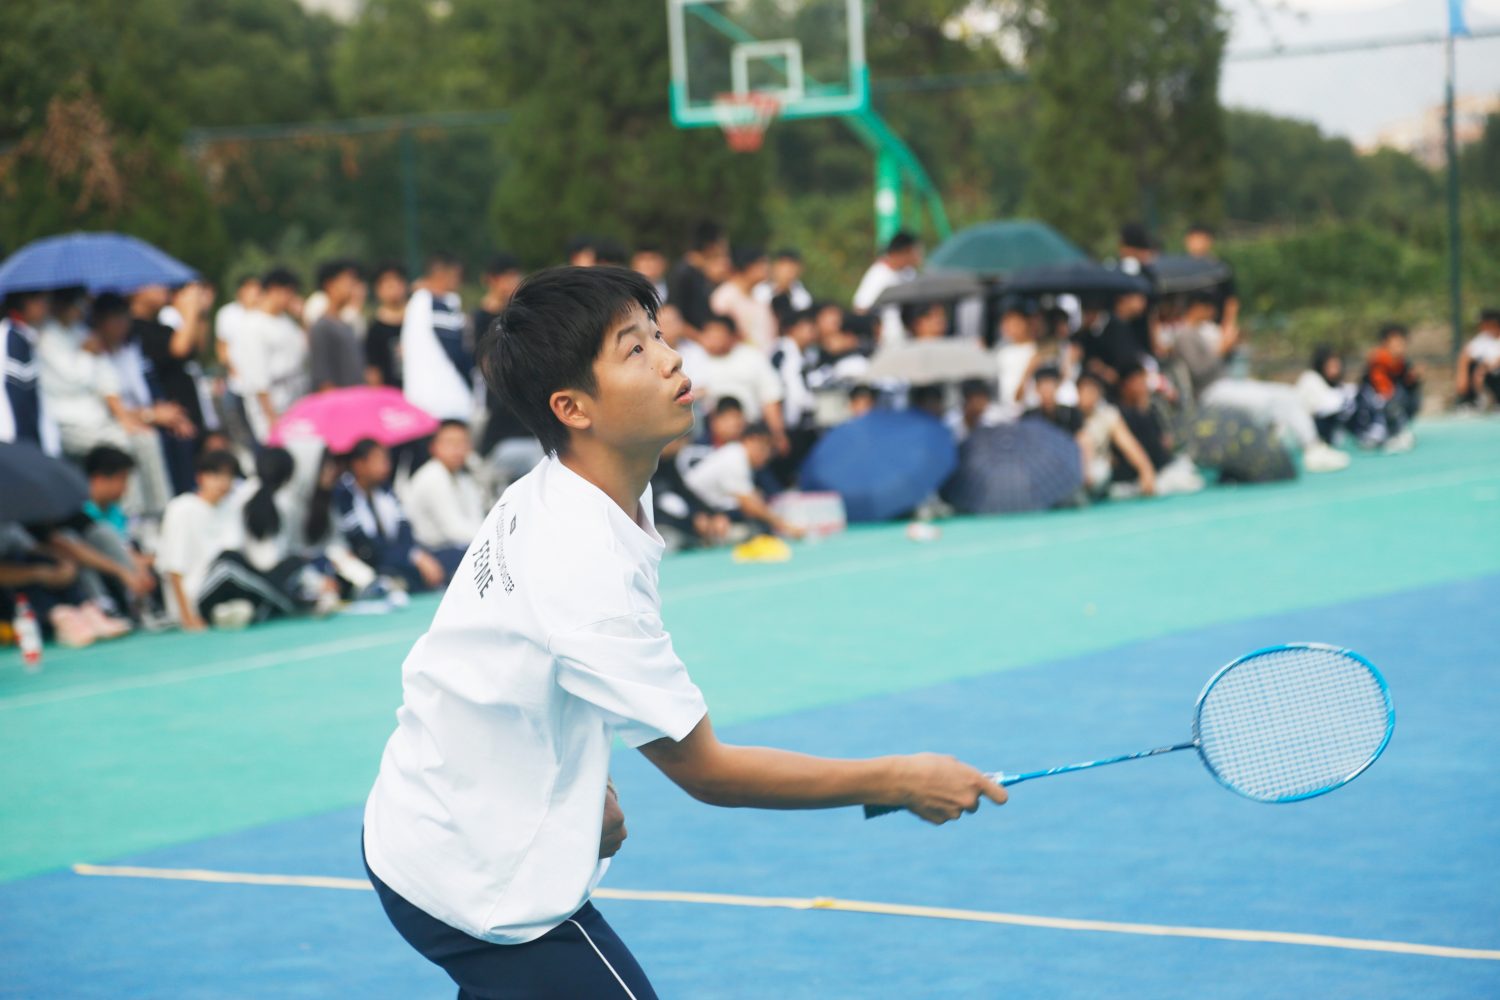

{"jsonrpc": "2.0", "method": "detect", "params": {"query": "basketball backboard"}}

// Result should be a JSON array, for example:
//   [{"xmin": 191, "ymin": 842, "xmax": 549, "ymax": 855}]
[{"xmin": 667, "ymin": 0, "xmax": 868, "ymax": 129}]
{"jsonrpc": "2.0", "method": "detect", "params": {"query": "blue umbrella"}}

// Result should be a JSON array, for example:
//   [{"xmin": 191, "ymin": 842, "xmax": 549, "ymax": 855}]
[
  {"xmin": 0, "ymin": 442, "xmax": 88, "ymax": 524},
  {"xmin": 800, "ymin": 410, "xmax": 958, "ymax": 522},
  {"xmin": 0, "ymin": 232, "xmax": 198, "ymax": 296},
  {"xmin": 944, "ymin": 421, "xmax": 1083, "ymax": 514}
]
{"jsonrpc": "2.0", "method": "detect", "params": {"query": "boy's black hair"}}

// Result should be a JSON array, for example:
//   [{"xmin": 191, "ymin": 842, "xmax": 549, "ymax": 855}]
[
  {"xmin": 1116, "ymin": 362, "xmax": 1147, "ymax": 383},
  {"xmin": 713, "ymin": 396, "xmax": 744, "ymax": 416},
  {"xmin": 89, "ymin": 292, "xmax": 131, "ymax": 325},
  {"xmin": 908, "ymin": 383, "xmax": 945, "ymax": 410},
  {"xmin": 772, "ymin": 247, "xmax": 802, "ymax": 262},
  {"xmin": 1119, "ymin": 222, "xmax": 1153, "ymax": 250},
  {"xmin": 741, "ymin": 421, "xmax": 771, "ymax": 439},
  {"xmin": 731, "ymin": 245, "xmax": 767, "ymax": 272},
  {"xmin": 564, "ymin": 234, "xmax": 598, "ymax": 259},
  {"xmin": 479, "ymin": 265, "xmax": 660, "ymax": 456},
  {"xmin": 426, "ymin": 250, "xmax": 461, "ymax": 273},
  {"xmin": 235, "ymin": 272, "xmax": 261, "ymax": 289},
  {"xmin": 899, "ymin": 300, "xmax": 944, "ymax": 330},
  {"xmin": 3, "ymin": 289, "xmax": 47, "ymax": 313},
  {"xmin": 316, "ymin": 258, "xmax": 362, "ymax": 291},
  {"xmin": 196, "ymin": 448, "xmax": 242, "ymax": 478},
  {"xmin": 262, "ymin": 267, "xmax": 301, "ymax": 292},
  {"xmin": 1186, "ymin": 222, "xmax": 1215, "ymax": 237},
  {"xmin": 1185, "ymin": 289, "xmax": 1218, "ymax": 309},
  {"xmin": 595, "ymin": 239, "xmax": 629, "ymax": 267},
  {"xmin": 84, "ymin": 445, "xmax": 135, "ymax": 478},
  {"xmin": 634, "ymin": 242, "xmax": 664, "ymax": 256},
  {"xmin": 1033, "ymin": 364, "xmax": 1063, "ymax": 383},
  {"xmin": 1479, "ymin": 307, "xmax": 1500, "ymax": 327},
  {"xmin": 485, "ymin": 252, "xmax": 522, "ymax": 277},
  {"xmin": 689, "ymin": 220, "xmax": 725, "ymax": 253},
  {"xmin": 370, "ymin": 260, "xmax": 407, "ymax": 285},
  {"xmin": 848, "ymin": 384, "xmax": 876, "ymax": 403},
  {"xmin": 1077, "ymin": 371, "xmax": 1106, "ymax": 393},
  {"xmin": 959, "ymin": 378, "xmax": 993, "ymax": 398},
  {"xmin": 885, "ymin": 231, "xmax": 918, "ymax": 254},
  {"xmin": 1378, "ymin": 322, "xmax": 1409, "ymax": 341},
  {"xmin": 700, "ymin": 313, "xmax": 736, "ymax": 335},
  {"xmin": 348, "ymin": 437, "xmax": 386, "ymax": 464},
  {"xmin": 436, "ymin": 418, "xmax": 470, "ymax": 434}
]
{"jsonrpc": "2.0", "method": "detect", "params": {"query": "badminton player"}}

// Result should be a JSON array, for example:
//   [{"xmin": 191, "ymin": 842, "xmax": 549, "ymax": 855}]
[{"xmin": 362, "ymin": 266, "xmax": 1005, "ymax": 998}]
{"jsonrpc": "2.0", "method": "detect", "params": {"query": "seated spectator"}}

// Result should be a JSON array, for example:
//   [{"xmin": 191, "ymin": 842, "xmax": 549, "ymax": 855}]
[
  {"xmin": 1078, "ymin": 292, "xmax": 1148, "ymax": 392},
  {"xmin": 1076, "ymin": 373, "xmax": 1153, "ymax": 496},
  {"xmin": 230, "ymin": 447, "xmax": 340, "ymax": 618},
  {"xmin": 650, "ymin": 435, "xmax": 731, "ymax": 551},
  {"xmin": 753, "ymin": 249, "xmax": 813, "ymax": 329},
  {"xmin": 901, "ymin": 302, "xmax": 949, "ymax": 341},
  {"xmin": 334, "ymin": 439, "xmax": 449, "ymax": 592},
  {"xmin": 1022, "ymin": 366, "xmax": 1083, "ymax": 436},
  {"xmin": 2, "ymin": 289, "xmax": 61, "ymax": 454},
  {"xmin": 683, "ymin": 423, "xmax": 803, "ymax": 538},
  {"xmin": 1362, "ymin": 325, "xmax": 1416, "ymax": 452},
  {"xmin": 847, "ymin": 383, "xmax": 876, "ymax": 418},
  {"xmin": 1176, "ymin": 294, "xmax": 1350, "ymax": 472},
  {"xmin": 995, "ymin": 297, "xmax": 1042, "ymax": 412},
  {"xmin": 853, "ymin": 231, "xmax": 922, "ymax": 344},
  {"xmin": 668, "ymin": 221, "xmax": 731, "ymax": 331},
  {"xmin": 770, "ymin": 308, "xmax": 819, "ymax": 435},
  {"xmin": 949, "ymin": 379, "xmax": 1007, "ymax": 442},
  {"xmin": 694, "ymin": 314, "xmax": 790, "ymax": 455},
  {"xmin": 309, "ymin": 259, "xmax": 367, "ymax": 391},
  {"xmin": 710, "ymin": 246, "xmax": 777, "ymax": 353},
  {"xmin": 402, "ymin": 251, "xmax": 472, "ymax": 422},
  {"xmin": 153, "ymin": 449, "xmax": 247, "ymax": 631},
  {"xmin": 1456, "ymin": 308, "xmax": 1500, "ymax": 409},
  {"xmin": 80, "ymin": 446, "xmax": 160, "ymax": 623},
  {"xmin": 403, "ymin": 421, "xmax": 487, "ymax": 564},
  {"xmin": 707, "ymin": 396, "xmax": 747, "ymax": 447},
  {"xmin": 1111, "ymin": 366, "xmax": 1203, "ymax": 497},
  {"xmin": 807, "ymin": 305, "xmax": 870, "ymax": 387},
  {"xmin": 365, "ymin": 261, "xmax": 408, "ymax": 388},
  {"xmin": 1295, "ymin": 346, "xmax": 1359, "ymax": 446},
  {"xmin": 0, "ymin": 523, "xmax": 117, "ymax": 647},
  {"xmin": 908, "ymin": 384, "xmax": 947, "ymax": 420}
]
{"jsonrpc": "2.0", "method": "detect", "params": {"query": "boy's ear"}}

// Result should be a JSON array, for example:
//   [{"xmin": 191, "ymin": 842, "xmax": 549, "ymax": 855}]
[{"xmin": 549, "ymin": 388, "xmax": 593, "ymax": 437}]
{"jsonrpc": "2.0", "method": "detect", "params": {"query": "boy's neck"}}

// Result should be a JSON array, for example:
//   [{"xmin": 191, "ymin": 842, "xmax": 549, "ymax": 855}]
[{"xmin": 560, "ymin": 439, "xmax": 659, "ymax": 525}]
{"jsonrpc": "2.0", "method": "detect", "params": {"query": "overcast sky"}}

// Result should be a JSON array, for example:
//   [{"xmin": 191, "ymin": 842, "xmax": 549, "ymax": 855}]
[{"xmin": 1222, "ymin": 0, "xmax": 1500, "ymax": 141}]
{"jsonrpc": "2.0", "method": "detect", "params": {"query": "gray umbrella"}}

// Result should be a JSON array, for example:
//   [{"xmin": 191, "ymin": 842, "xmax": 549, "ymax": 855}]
[
  {"xmin": 1152, "ymin": 254, "xmax": 1232, "ymax": 295},
  {"xmin": 0, "ymin": 442, "xmax": 88, "ymax": 524},
  {"xmin": 871, "ymin": 269, "xmax": 991, "ymax": 308},
  {"xmin": 944, "ymin": 421, "xmax": 1084, "ymax": 514},
  {"xmin": 863, "ymin": 339, "xmax": 996, "ymax": 384}
]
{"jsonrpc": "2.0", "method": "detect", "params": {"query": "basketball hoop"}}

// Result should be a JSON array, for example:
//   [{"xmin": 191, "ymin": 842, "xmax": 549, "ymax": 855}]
[{"xmin": 714, "ymin": 92, "xmax": 781, "ymax": 153}]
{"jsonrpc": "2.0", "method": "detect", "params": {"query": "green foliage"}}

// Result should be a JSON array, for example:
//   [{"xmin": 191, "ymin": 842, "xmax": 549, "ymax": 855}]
[{"xmin": 222, "ymin": 226, "xmax": 369, "ymax": 291}]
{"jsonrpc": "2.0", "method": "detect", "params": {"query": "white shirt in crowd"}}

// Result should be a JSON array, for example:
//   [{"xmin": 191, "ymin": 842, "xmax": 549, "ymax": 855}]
[
  {"xmin": 1294, "ymin": 371, "xmax": 1355, "ymax": 419},
  {"xmin": 694, "ymin": 344, "xmax": 784, "ymax": 421},
  {"xmin": 852, "ymin": 258, "xmax": 914, "ymax": 345},
  {"xmin": 156, "ymin": 492, "xmax": 243, "ymax": 621},
  {"xmin": 770, "ymin": 336, "xmax": 815, "ymax": 428},
  {"xmin": 1465, "ymin": 330, "xmax": 1500, "ymax": 367},
  {"xmin": 683, "ymin": 441, "xmax": 755, "ymax": 511},
  {"xmin": 752, "ymin": 279, "xmax": 813, "ymax": 313},
  {"xmin": 37, "ymin": 322, "xmax": 125, "ymax": 454},
  {"xmin": 232, "ymin": 309, "xmax": 309, "ymax": 441},
  {"xmin": 709, "ymin": 282, "xmax": 777, "ymax": 354},
  {"xmin": 229, "ymin": 479, "xmax": 302, "ymax": 574},
  {"xmin": 996, "ymin": 341, "xmax": 1038, "ymax": 414},
  {"xmin": 215, "ymin": 300, "xmax": 253, "ymax": 363},
  {"xmin": 401, "ymin": 288, "xmax": 474, "ymax": 421},
  {"xmin": 363, "ymin": 457, "xmax": 707, "ymax": 943},
  {"xmin": 402, "ymin": 458, "xmax": 487, "ymax": 550}
]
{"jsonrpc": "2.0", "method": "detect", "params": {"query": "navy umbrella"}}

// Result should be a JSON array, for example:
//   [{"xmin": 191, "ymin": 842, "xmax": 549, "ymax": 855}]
[
  {"xmin": 0, "ymin": 442, "xmax": 89, "ymax": 524},
  {"xmin": 944, "ymin": 421, "xmax": 1083, "ymax": 514},
  {"xmin": 800, "ymin": 410, "xmax": 958, "ymax": 522},
  {"xmin": 0, "ymin": 232, "xmax": 198, "ymax": 296}
]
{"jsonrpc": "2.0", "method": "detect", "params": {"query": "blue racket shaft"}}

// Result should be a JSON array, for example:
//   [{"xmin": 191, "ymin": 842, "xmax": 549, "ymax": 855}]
[
  {"xmin": 862, "ymin": 643, "xmax": 1393, "ymax": 820},
  {"xmin": 862, "ymin": 742, "xmax": 1195, "ymax": 818}
]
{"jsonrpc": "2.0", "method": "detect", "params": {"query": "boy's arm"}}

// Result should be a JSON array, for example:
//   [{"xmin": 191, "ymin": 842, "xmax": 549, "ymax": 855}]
[{"xmin": 638, "ymin": 714, "xmax": 1005, "ymax": 825}]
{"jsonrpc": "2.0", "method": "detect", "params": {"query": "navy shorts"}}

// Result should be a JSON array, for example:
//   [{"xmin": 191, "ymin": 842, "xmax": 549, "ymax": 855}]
[{"xmin": 363, "ymin": 843, "xmax": 658, "ymax": 1000}]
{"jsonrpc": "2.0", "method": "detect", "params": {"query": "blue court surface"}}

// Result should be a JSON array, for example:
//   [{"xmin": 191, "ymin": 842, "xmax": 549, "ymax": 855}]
[{"xmin": 2, "ymin": 420, "xmax": 1498, "ymax": 998}]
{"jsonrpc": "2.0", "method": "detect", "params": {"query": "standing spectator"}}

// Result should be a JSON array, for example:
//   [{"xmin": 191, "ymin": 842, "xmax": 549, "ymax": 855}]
[
  {"xmin": 232, "ymin": 268, "xmax": 308, "ymax": 445},
  {"xmin": 657, "ymin": 303, "xmax": 707, "ymax": 385},
  {"xmin": 133, "ymin": 281, "xmax": 218, "ymax": 445},
  {"xmin": 753, "ymin": 248, "xmax": 814, "ymax": 328},
  {"xmin": 471, "ymin": 254, "xmax": 538, "ymax": 488},
  {"xmin": 1022, "ymin": 366, "xmax": 1082, "ymax": 436},
  {"xmin": 365, "ymin": 261, "xmax": 408, "ymax": 388},
  {"xmin": 693, "ymin": 315, "xmax": 790, "ymax": 456},
  {"xmin": 214, "ymin": 274, "xmax": 261, "ymax": 374},
  {"xmin": 334, "ymin": 439, "xmax": 449, "ymax": 592},
  {"xmin": 156, "ymin": 449, "xmax": 246, "ymax": 631},
  {"xmin": 472, "ymin": 253, "xmax": 524, "ymax": 342},
  {"xmin": 1184, "ymin": 223, "xmax": 1239, "ymax": 335},
  {"xmin": 564, "ymin": 235, "xmax": 598, "ymax": 268},
  {"xmin": 1362, "ymin": 323, "xmax": 1422, "ymax": 452},
  {"xmin": 683, "ymin": 423, "xmax": 803, "ymax": 537},
  {"xmin": 403, "ymin": 420, "xmax": 487, "ymax": 568},
  {"xmin": 949, "ymin": 379, "xmax": 1007, "ymax": 442},
  {"xmin": 631, "ymin": 244, "xmax": 670, "ymax": 303},
  {"xmin": 1, "ymin": 290, "xmax": 60, "ymax": 454},
  {"xmin": 769, "ymin": 308, "xmax": 819, "ymax": 434},
  {"xmin": 710, "ymin": 245, "xmax": 777, "ymax": 353},
  {"xmin": 852, "ymin": 231, "xmax": 923, "ymax": 345},
  {"xmin": 402, "ymin": 251, "xmax": 473, "ymax": 422},
  {"xmin": 1456, "ymin": 308, "xmax": 1500, "ymax": 409},
  {"xmin": 668, "ymin": 221, "xmax": 730, "ymax": 332},
  {"xmin": 309, "ymin": 260, "xmax": 367, "ymax": 391}
]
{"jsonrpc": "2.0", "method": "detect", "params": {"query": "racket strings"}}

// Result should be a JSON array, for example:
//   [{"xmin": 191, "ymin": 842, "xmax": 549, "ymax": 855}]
[{"xmin": 1196, "ymin": 647, "xmax": 1389, "ymax": 801}]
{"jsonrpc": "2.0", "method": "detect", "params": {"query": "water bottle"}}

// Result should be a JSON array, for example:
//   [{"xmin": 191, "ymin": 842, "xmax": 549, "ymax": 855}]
[{"xmin": 14, "ymin": 596, "xmax": 43, "ymax": 673}]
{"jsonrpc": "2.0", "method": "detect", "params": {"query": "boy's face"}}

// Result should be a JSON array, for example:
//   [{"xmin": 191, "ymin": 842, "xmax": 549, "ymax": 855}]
[
  {"xmin": 742, "ymin": 434, "xmax": 772, "ymax": 468},
  {"xmin": 568, "ymin": 303, "xmax": 694, "ymax": 454},
  {"xmin": 431, "ymin": 425, "xmax": 471, "ymax": 471},
  {"xmin": 1077, "ymin": 379, "xmax": 1100, "ymax": 414},
  {"xmin": 1000, "ymin": 311, "xmax": 1032, "ymax": 343},
  {"xmin": 913, "ymin": 305, "xmax": 946, "ymax": 340},
  {"xmin": 770, "ymin": 257, "xmax": 801, "ymax": 288},
  {"xmin": 237, "ymin": 279, "xmax": 261, "ymax": 306},
  {"xmin": 198, "ymin": 470, "xmax": 235, "ymax": 504},
  {"xmin": 788, "ymin": 317, "xmax": 816, "ymax": 347},
  {"xmin": 1116, "ymin": 293, "xmax": 1147, "ymax": 320},
  {"xmin": 90, "ymin": 471, "xmax": 131, "ymax": 506},
  {"xmin": 1036, "ymin": 377, "xmax": 1059, "ymax": 408},
  {"xmin": 699, "ymin": 321, "xmax": 735, "ymax": 357},
  {"xmin": 1119, "ymin": 372, "xmax": 1148, "ymax": 407},
  {"xmin": 376, "ymin": 272, "xmax": 408, "ymax": 307},
  {"xmin": 1185, "ymin": 231, "xmax": 1213, "ymax": 257},
  {"xmin": 1384, "ymin": 334, "xmax": 1408, "ymax": 359},
  {"xmin": 709, "ymin": 408, "xmax": 745, "ymax": 445},
  {"xmin": 354, "ymin": 447, "xmax": 392, "ymax": 486},
  {"xmin": 631, "ymin": 251, "xmax": 667, "ymax": 282}
]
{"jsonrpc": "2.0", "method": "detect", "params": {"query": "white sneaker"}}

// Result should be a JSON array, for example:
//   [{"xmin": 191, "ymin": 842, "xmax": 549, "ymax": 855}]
[
  {"xmin": 1303, "ymin": 443, "xmax": 1351, "ymax": 473},
  {"xmin": 211, "ymin": 599, "xmax": 255, "ymax": 630},
  {"xmin": 1382, "ymin": 429, "xmax": 1415, "ymax": 454}
]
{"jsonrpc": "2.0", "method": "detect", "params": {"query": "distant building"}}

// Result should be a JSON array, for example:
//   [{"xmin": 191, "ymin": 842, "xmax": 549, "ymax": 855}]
[{"xmin": 1367, "ymin": 94, "xmax": 1499, "ymax": 169}]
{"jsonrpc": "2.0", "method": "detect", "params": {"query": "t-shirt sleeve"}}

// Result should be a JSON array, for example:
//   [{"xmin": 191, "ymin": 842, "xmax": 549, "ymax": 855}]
[
  {"xmin": 550, "ymin": 613, "xmax": 707, "ymax": 747},
  {"xmin": 751, "ymin": 351, "xmax": 784, "ymax": 404}
]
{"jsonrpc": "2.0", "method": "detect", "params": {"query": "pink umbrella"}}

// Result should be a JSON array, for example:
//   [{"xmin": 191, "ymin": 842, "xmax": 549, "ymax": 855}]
[{"xmin": 268, "ymin": 387, "xmax": 440, "ymax": 455}]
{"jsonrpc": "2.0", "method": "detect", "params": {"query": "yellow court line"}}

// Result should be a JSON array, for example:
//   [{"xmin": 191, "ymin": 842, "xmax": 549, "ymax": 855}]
[{"xmin": 71, "ymin": 864, "xmax": 1500, "ymax": 963}]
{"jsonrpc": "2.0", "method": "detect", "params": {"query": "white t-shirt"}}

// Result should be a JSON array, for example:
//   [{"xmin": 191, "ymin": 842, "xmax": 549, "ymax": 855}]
[
  {"xmin": 156, "ymin": 492, "xmax": 243, "ymax": 620},
  {"xmin": 232, "ymin": 310, "xmax": 309, "ymax": 441},
  {"xmin": 363, "ymin": 457, "xmax": 707, "ymax": 944},
  {"xmin": 996, "ymin": 341, "xmax": 1038, "ymax": 412},
  {"xmin": 752, "ymin": 279, "xmax": 812, "ymax": 313},
  {"xmin": 401, "ymin": 288, "xmax": 474, "ymax": 421},
  {"xmin": 1465, "ymin": 330, "xmax": 1500, "ymax": 367},
  {"xmin": 36, "ymin": 323, "xmax": 124, "ymax": 452},
  {"xmin": 402, "ymin": 458, "xmax": 487, "ymax": 549},
  {"xmin": 683, "ymin": 442, "xmax": 755, "ymax": 511},
  {"xmin": 215, "ymin": 301, "xmax": 252, "ymax": 358},
  {"xmin": 709, "ymin": 281, "xmax": 777, "ymax": 354},
  {"xmin": 852, "ymin": 259, "xmax": 914, "ymax": 345},
  {"xmin": 695, "ymin": 344, "xmax": 784, "ymax": 421}
]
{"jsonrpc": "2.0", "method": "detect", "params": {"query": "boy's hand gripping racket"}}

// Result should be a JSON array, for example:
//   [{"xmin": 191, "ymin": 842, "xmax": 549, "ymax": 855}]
[{"xmin": 866, "ymin": 643, "xmax": 1394, "ymax": 818}]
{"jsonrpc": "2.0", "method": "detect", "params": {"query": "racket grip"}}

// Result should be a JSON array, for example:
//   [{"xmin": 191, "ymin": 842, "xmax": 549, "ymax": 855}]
[{"xmin": 862, "ymin": 773, "xmax": 1011, "ymax": 819}]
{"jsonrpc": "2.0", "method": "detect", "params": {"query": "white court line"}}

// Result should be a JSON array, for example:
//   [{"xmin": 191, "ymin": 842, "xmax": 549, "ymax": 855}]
[
  {"xmin": 0, "ymin": 629, "xmax": 414, "ymax": 712},
  {"xmin": 70, "ymin": 864, "xmax": 1500, "ymax": 962},
  {"xmin": 6, "ymin": 465, "xmax": 1494, "ymax": 711}
]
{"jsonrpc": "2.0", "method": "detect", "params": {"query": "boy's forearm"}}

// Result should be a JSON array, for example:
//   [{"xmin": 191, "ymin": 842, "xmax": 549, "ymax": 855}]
[{"xmin": 689, "ymin": 745, "xmax": 907, "ymax": 809}]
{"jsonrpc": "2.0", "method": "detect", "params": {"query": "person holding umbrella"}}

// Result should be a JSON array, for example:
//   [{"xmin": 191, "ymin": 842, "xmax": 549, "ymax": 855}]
[{"xmin": 1, "ymin": 290, "xmax": 61, "ymax": 456}]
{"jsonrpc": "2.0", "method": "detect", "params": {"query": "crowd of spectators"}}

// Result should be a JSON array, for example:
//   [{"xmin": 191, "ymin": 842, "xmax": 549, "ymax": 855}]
[{"xmin": 2, "ymin": 219, "xmax": 1493, "ymax": 652}]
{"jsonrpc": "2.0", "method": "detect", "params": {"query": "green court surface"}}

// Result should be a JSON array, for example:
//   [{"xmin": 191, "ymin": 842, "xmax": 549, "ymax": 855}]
[{"xmin": 2, "ymin": 419, "xmax": 1498, "ymax": 886}]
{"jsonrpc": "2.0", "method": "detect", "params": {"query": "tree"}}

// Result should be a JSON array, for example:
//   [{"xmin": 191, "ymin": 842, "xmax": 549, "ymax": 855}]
[{"xmin": 1021, "ymin": 0, "xmax": 1227, "ymax": 251}]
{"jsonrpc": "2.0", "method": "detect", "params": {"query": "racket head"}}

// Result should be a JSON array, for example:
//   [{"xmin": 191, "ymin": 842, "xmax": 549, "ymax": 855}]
[{"xmin": 1192, "ymin": 643, "xmax": 1394, "ymax": 803}]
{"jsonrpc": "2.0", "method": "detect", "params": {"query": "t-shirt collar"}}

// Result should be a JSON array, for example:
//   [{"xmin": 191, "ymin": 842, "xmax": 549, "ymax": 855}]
[{"xmin": 547, "ymin": 455, "xmax": 664, "ymax": 554}]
